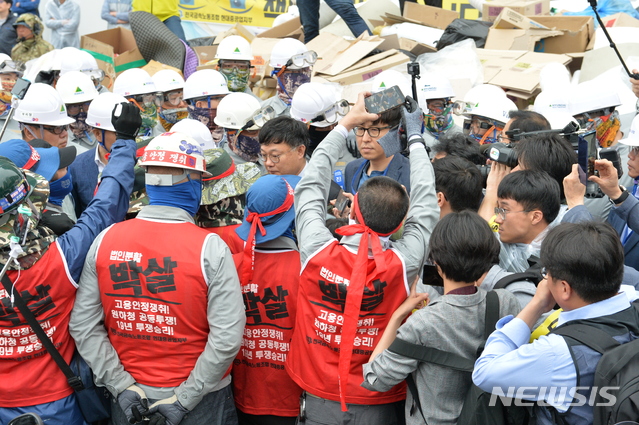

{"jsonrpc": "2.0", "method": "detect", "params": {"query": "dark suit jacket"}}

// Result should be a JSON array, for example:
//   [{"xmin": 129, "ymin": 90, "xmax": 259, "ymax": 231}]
[
  {"xmin": 609, "ymin": 206, "xmax": 639, "ymax": 271},
  {"xmin": 69, "ymin": 147, "xmax": 99, "ymax": 218},
  {"xmin": 344, "ymin": 154, "xmax": 411, "ymax": 195}
]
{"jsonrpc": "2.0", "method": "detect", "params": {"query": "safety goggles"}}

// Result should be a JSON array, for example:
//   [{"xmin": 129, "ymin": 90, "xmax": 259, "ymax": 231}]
[
  {"xmin": 286, "ymin": 51, "xmax": 318, "ymax": 68},
  {"xmin": 242, "ymin": 105, "xmax": 276, "ymax": 130},
  {"xmin": 310, "ymin": 99, "xmax": 350, "ymax": 124},
  {"xmin": 131, "ymin": 93, "xmax": 161, "ymax": 108},
  {"xmin": 160, "ymin": 89, "xmax": 184, "ymax": 107},
  {"xmin": 66, "ymin": 101, "xmax": 91, "ymax": 116}
]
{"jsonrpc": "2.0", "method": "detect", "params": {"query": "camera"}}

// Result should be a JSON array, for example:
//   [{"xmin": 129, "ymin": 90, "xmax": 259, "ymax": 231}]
[
  {"xmin": 407, "ymin": 62, "xmax": 420, "ymax": 77},
  {"xmin": 485, "ymin": 142, "xmax": 518, "ymax": 168}
]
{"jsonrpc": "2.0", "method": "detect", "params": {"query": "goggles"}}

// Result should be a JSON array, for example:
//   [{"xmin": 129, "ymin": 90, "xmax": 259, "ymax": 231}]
[
  {"xmin": 242, "ymin": 105, "xmax": 276, "ymax": 130},
  {"xmin": 309, "ymin": 99, "xmax": 350, "ymax": 124},
  {"xmin": 286, "ymin": 51, "xmax": 318, "ymax": 68}
]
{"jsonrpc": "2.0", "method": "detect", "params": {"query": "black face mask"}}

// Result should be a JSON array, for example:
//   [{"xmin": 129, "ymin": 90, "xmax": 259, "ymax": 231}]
[{"xmin": 308, "ymin": 126, "xmax": 329, "ymax": 157}]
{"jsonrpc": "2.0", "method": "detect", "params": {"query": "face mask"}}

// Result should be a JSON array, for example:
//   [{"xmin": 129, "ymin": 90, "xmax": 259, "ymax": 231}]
[
  {"xmin": 424, "ymin": 104, "xmax": 454, "ymax": 136},
  {"xmin": 587, "ymin": 110, "xmax": 621, "ymax": 148},
  {"xmin": 188, "ymin": 104, "xmax": 217, "ymax": 132},
  {"xmin": 0, "ymin": 80, "xmax": 14, "ymax": 119},
  {"xmin": 48, "ymin": 172, "xmax": 73, "ymax": 206},
  {"xmin": 159, "ymin": 107, "xmax": 189, "ymax": 132},
  {"xmin": 221, "ymin": 67, "xmax": 250, "ymax": 92},
  {"xmin": 277, "ymin": 68, "xmax": 311, "ymax": 104},
  {"xmin": 147, "ymin": 177, "xmax": 202, "ymax": 216},
  {"xmin": 229, "ymin": 132, "xmax": 261, "ymax": 163},
  {"xmin": 308, "ymin": 126, "xmax": 329, "ymax": 156},
  {"xmin": 139, "ymin": 103, "xmax": 159, "ymax": 137},
  {"xmin": 69, "ymin": 111, "xmax": 92, "ymax": 138}
]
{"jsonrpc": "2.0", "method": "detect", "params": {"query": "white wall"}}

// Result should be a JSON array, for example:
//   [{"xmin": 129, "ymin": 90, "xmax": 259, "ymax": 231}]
[{"xmin": 38, "ymin": 0, "xmax": 107, "ymax": 42}]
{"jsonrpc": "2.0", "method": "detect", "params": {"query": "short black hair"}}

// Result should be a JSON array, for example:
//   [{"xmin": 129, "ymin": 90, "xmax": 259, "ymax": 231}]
[
  {"xmin": 514, "ymin": 134, "xmax": 577, "ymax": 200},
  {"xmin": 4, "ymin": 0, "xmax": 12, "ymax": 5},
  {"xmin": 432, "ymin": 133, "xmax": 485, "ymax": 165},
  {"xmin": 433, "ymin": 156, "xmax": 483, "ymax": 212},
  {"xmin": 372, "ymin": 107, "xmax": 401, "ymax": 128},
  {"xmin": 357, "ymin": 176, "xmax": 409, "ymax": 234},
  {"xmin": 498, "ymin": 170, "xmax": 560, "ymax": 225},
  {"xmin": 429, "ymin": 211, "xmax": 500, "ymax": 283},
  {"xmin": 258, "ymin": 116, "xmax": 309, "ymax": 149},
  {"xmin": 507, "ymin": 110, "xmax": 551, "ymax": 136},
  {"xmin": 326, "ymin": 218, "xmax": 348, "ymax": 241},
  {"xmin": 541, "ymin": 222, "xmax": 623, "ymax": 303}
]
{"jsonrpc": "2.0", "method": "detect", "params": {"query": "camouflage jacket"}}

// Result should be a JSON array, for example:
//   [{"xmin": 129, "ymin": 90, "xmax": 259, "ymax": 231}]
[{"xmin": 11, "ymin": 37, "xmax": 54, "ymax": 65}]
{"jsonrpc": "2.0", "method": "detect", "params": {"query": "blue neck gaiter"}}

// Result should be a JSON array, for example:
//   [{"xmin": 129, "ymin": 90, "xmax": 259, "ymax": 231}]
[
  {"xmin": 49, "ymin": 172, "xmax": 73, "ymax": 206},
  {"xmin": 146, "ymin": 178, "xmax": 202, "ymax": 216}
]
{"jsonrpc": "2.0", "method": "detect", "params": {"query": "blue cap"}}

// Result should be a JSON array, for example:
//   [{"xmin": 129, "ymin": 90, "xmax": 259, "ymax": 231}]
[
  {"xmin": 236, "ymin": 174, "xmax": 301, "ymax": 244},
  {"xmin": 0, "ymin": 139, "xmax": 59, "ymax": 181}
]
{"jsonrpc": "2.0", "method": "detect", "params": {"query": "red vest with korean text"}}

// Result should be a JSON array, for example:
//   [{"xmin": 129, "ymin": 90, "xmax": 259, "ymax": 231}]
[
  {"xmin": 232, "ymin": 247, "xmax": 302, "ymax": 416},
  {"xmin": 0, "ymin": 242, "xmax": 77, "ymax": 407},
  {"xmin": 286, "ymin": 240, "xmax": 409, "ymax": 405},
  {"xmin": 96, "ymin": 218, "xmax": 210, "ymax": 387}
]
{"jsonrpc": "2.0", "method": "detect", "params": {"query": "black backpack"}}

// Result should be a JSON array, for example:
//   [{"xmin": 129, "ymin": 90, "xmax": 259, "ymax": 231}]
[
  {"xmin": 552, "ymin": 305, "xmax": 639, "ymax": 425},
  {"xmin": 388, "ymin": 291, "xmax": 531, "ymax": 425},
  {"xmin": 493, "ymin": 256, "xmax": 544, "ymax": 291}
]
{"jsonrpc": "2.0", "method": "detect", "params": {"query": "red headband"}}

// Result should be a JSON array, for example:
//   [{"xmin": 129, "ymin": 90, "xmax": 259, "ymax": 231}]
[
  {"xmin": 240, "ymin": 179, "xmax": 295, "ymax": 285},
  {"xmin": 202, "ymin": 161, "xmax": 236, "ymax": 182}
]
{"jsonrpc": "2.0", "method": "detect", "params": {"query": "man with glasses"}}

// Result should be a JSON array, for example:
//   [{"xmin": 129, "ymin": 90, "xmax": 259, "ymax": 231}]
[
  {"xmin": 344, "ymin": 107, "xmax": 411, "ymax": 195},
  {"xmin": 56, "ymin": 70, "xmax": 99, "ymax": 154},
  {"xmin": 13, "ymin": 82, "xmax": 73, "ymax": 148},
  {"xmin": 258, "ymin": 116, "xmax": 309, "ymax": 176}
]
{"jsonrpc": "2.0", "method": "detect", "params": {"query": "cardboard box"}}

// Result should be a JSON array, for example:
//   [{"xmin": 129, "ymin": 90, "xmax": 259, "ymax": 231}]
[
  {"xmin": 492, "ymin": 7, "xmax": 549, "ymax": 29},
  {"xmin": 379, "ymin": 34, "xmax": 437, "ymax": 55},
  {"xmin": 308, "ymin": 33, "xmax": 384, "ymax": 77},
  {"xmin": 602, "ymin": 12, "xmax": 639, "ymax": 28},
  {"xmin": 81, "ymin": 27, "xmax": 146, "ymax": 81},
  {"xmin": 142, "ymin": 60, "xmax": 183, "ymax": 77},
  {"xmin": 485, "ymin": 27, "xmax": 562, "ymax": 51},
  {"xmin": 580, "ymin": 43, "xmax": 639, "ymax": 83},
  {"xmin": 250, "ymin": 37, "xmax": 286, "ymax": 79},
  {"xmin": 482, "ymin": 0, "xmax": 550, "ymax": 22},
  {"xmin": 530, "ymin": 16, "xmax": 593, "ymax": 54},
  {"xmin": 402, "ymin": 3, "xmax": 459, "ymax": 29},
  {"xmin": 477, "ymin": 49, "xmax": 571, "ymax": 93},
  {"xmin": 323, "ymin": 51, "xmax": 410, "ymax": 85},
  {"xmin": 193, "ymin": 46, "xmax": 218, "ymax": 66},
  {"xmin": 257, "ymin": 17, "xmax": 303, "ymax": 40},
  {"xmin": 213, "ymin": 24, "xmax": 255, "ymax": 45}
]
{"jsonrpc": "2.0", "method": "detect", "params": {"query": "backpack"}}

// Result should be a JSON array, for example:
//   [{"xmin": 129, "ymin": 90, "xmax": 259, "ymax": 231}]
[
  {"xmin": 493, "ymin": 256, "xmax": 544, "ymax": 291},
  {"xmin": 388, "ymin": 291, "xmax": 531, "ymax": 425},
  {"xmin": 552, "ymin": 304, "xmax": 639, "ymax": 425}
]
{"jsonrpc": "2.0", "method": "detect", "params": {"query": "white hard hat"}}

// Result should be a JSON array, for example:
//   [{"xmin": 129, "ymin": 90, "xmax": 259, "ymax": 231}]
[
  {"xmin": 171, "ymin": 118, "xmax": 216, "ymax": 150},
  {"xmin": 0, "ymin": 54, "xmax": 10, "ymax": 64},
  {"xmin": 470, "ymin": 96, "xmax": 517, "ymax": 125},
  {"xmin": 59, "ymin": 48, "xmax": 104, "ymax": 82},
  {"xmin": 539, "ymin": 63, "xmax": 571, "ymax": 92},
  {"xmin": 291, "ymin": 82, "xmax": 342, "ymax": 128},
  {"xmin": 113, "ymin": 68, "xmax": 156, "ymax": 97},
  {"xmin": 269, "ymin": 38, "xmax": 309, "ymax": 69},
  {"xmin": 370, "ymin": 70, "xmax": 411, "ymax": 98},
  {"xmin": 139, "ymin": 132, "xmax": 207, "ymax": 173},
  {"xmin": 620, "ymin": 114, "xmax": 639, "ymax": 147},
  {"xmin": 570, "ymin": 80, "xmax": 622, "ymax": 117},
  {"xmin": 417, "ymin": 74, "xmax": 455, "ymax": 111},
  {"xmin": 458, "ymin": 84, "xmax": 507, "ymax": 117},
  {"xmin": 183, "ymin": 69, "xmax": 229, "ymax": 101},
  {"xmin": 86, "ymin": 92, "xmax": 128, "ymax": 132},
  {"xmin": 0, "ymin": 54, "xmax": 21, "ymax": 76},
  {"xmin": 214, "ymin": 92, "xmax": 261, "ymax": 130},
  {"xmin": 215, "ymin": 35, "xmax": 254, "ymax": 61},
  {"xmin": 56, "ymin": 71, "xmax": 99, "ymax": 104},
  {"xmin": 14, "ymin": 83, "xmax": 74, "ymax": 126},
  {"xmin": 534, "ymin": 89, "xmax": 575, "ymax": 130},
  {"xmin": 152, "ymin": 69, "xmax": 185, "ymax": 93}
]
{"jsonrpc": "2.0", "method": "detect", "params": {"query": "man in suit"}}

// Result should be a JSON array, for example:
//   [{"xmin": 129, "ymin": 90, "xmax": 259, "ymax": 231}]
[{"xmin": 344, "ymin": 107, "xmax": 411, "ymax": 195}]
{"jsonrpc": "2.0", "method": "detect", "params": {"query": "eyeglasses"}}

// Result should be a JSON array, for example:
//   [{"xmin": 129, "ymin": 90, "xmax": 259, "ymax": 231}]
[
  {"xmin": 42, "ymin": 124, "xmax": 69, "ymax": 135},
  {"xmin": 286, "ymin": 51, "xmax": 318, "ymax": 68},
  {"xmin": 66, "ymin": 101, "xmax": 91, "ymax": 116},
  {"xmin": 258, "ymin": 146, "xmax": 296, "ymax": 164},
  {"xmin": 494, "ymin": 207, "xmax": 531, "ymax": 221},
  {"xmin": 354, "ymin": 126, "xmax": 392, "ymax": 138},
  {"xmin": 311, "ymin": 99, "xmax": 350, "ymax": 124}
]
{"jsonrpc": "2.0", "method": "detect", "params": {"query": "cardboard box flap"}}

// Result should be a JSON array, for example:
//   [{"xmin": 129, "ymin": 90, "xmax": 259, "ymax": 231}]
[
  {"xmin": 482, "ymin": 0, "xmax": 550, "ymax": 22},
  {"xmin": 257, "ymin": 17, "xmax": 303, "ymax": 39},
  {"xmin": 526, "ymin": 16, "xmax": 593, "ymax": 54},
  {"xmin": 324, "ymin": 52, "xmax": 410, "ymax": 85},
  {"xmin": 488, "ymin": 51, "xmax": 571, "ymax": 93},
  {"xmin": 310, "ymin": 33, "xmax": 384, "ymax": 76},
  {"xmin": 602, "ymin": 12, "xmax": 639, "ymax": 28},
  {"xmin": 193, "ymin": 46, "xmax": 218, "ymax": 65},
  {"xmin": 402, "ymin": 2, "xmax": 459, "ymax": 30},
  {"xmin": 492, "ymin": 7, "xmax": 549, "ymax": 29},
  {"xmin": 382, "ymin": 13, "xmax": 421, "ymax": 26},
  {"xmin": 485, "ymin": 28, "xmax": 563, "ymax": 51},
  {"xmin": 81, "ymin": 27, "xmax": 145, "ymax": 79},
  {"xmin": 213, "ymin": 23, "xmax": 255, "ymax": 44},
  {"xmin": 340, "ymin": 49, "xmax": 398, "ymax": 73},
  {"xmin": 250, "ymin": 37, "xmax": 285, "ymax": 78}
]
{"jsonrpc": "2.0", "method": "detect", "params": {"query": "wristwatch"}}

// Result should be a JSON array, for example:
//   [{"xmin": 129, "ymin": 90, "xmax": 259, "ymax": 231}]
[{"xmin": 611, "ymin": 186, "xmax": 629, "ymax": 205}]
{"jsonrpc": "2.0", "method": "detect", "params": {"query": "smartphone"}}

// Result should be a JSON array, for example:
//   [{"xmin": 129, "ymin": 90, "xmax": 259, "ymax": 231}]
[
  {"xmin": 422, "ymin": 261, "xmax": 443, "ymax": 287},
  {"xmin": 335, "ymin": 190, "xmax": 351, "ymax": 215},
  {"xmin": 584, "ymin": 130, "xmax": 598, "ymax": 178},
  {"xmin": 599, "ymin": 147, "xmax": 623, "ymax": 180},
  {"xmin": 365, "ymin": 86, "xmax": 405, "ymax": 115},
  {"xmin": 11, "ymin": 77, "xmax": 30, "ymax": 100}
]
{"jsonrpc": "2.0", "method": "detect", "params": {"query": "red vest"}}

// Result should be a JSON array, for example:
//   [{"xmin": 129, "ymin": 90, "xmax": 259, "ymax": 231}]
[
  {"xmin": 205, "ymin": 224, "xmax": 244, "ymax": 254},
  {"xmin": 96, "ymin": 218, "xmax": 210, "ymax": 387},
  {"xmin": 286, "ymin": 241, "xmax": 409, "ymax": 405},
  {"xmin": 232, "ymin": 247, "xmax": 302, "ymax": 416},
  {"xmin": 0, "ymin": 243, "xmax": 77, "ymax": 407}
]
